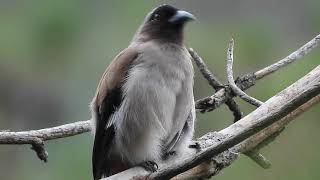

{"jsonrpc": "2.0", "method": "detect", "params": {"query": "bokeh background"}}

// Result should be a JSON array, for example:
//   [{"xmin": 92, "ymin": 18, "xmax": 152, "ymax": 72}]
[{"xmin": 0, "ymin": 0, "xmax": 319, "ymax": 179}]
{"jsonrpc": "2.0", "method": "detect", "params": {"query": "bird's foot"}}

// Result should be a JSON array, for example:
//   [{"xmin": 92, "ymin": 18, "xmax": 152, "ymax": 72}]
[
  {"xmin": 162, "ymin": 150, "xmax": 176, "ymax": 160},
  {"xmin": 189, "ymin": 142, "xmax": 201, "ymax": 152},
  {"xmin": 139, "ymin": 161, "xmax": 158, "ymax": 172}
]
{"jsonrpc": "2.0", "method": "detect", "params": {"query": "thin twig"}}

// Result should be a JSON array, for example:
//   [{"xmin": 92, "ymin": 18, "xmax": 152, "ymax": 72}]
[
  {"xmin": 189, "ymin": 48, "xmax": 243, "ymax": 121},
  {"xmin": 189, "ymin": 46, "xmax": 269, "ymax": 168},
  {"xmin": 255, "ymin": 34, "xmax": 320, "ymax": 79},
  {"xmin": 225, "ymin": 99, "xmax": 243, "ymax": 122},
  {"xmin": 197, "ymin": 34, "xmax": 320, "ymax": 112},
  {"xmin": 0, "ymin": 120, "xmax": 91, "ymax": 143},
  {"xmin": 0, "ymin": 120, "xmax": 91, "ymax": 161},
  {"xmin": 226, "ymin": 38, "xmax": 264, "ymax": 107},
  {"xmin": 189, "ymin": 48, "xmax": 223, "ymax": 90}
]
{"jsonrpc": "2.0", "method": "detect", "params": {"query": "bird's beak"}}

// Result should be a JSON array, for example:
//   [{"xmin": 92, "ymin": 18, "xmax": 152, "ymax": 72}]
[{"xmin": 168, "ymin": 10, "xmax": 196, "ymax": 24}]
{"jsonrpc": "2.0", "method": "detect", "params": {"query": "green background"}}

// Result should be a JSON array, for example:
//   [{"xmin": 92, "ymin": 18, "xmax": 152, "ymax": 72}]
[{"xmin": 0, "ymin": 0, "xmax": 319, "ymax": 179}]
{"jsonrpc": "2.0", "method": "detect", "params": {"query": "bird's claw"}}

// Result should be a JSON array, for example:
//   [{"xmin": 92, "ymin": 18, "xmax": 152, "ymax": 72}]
[
  {"xmin": 139, "ymin": 161, "xmax": 158, "ymax": 172},
  {"xmin": 162, "ymin": 150, "xmax": 177, "ymax": 160},
  {"xmin": 189, "ymin": 142, "xmax": 201, "ymax": 152}
]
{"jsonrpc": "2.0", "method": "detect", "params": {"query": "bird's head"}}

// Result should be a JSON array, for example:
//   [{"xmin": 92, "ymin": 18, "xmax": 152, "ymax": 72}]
[{"xmin": 133, "ymin": 5, "xmax": 196, "ymax": 44}]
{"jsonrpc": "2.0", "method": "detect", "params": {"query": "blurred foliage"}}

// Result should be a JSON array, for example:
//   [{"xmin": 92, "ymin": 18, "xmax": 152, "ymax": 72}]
[{"xmin": 0, "ymin": 0, "xmax": 319, "ymax": 180}]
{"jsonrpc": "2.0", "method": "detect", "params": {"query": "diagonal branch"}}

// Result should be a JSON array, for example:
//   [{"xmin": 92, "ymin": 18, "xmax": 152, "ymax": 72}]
[
  {"xmin": 238, "ymin": 94, "xmax": 320, "ymax": 153},
  {"xmin": 254, "ymin": 34, "xmax": 320, "ymax": 79},
  {"xmin": 102, "ymin": 94, "xmax": 320, "ymax": 180},
  {"xmin": 178, "ymin": 94, "xmax": 320, "ymax": 179},
  {"xmin": 189, "ymin": 48, "xmax": 224, "ymax": 90},
  {"xmin": 106, "ymin": 65, "xmax": 320, "ymax": 180}
]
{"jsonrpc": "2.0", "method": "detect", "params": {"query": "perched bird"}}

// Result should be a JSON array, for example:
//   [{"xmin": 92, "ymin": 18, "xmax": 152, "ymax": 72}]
[{"xmin": 90, "ymin": 5, "xmax": 196, "ymax": 179}]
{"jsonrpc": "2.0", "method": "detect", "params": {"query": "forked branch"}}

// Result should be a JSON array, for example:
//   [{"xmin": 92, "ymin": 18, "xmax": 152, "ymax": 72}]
[{"xmin": 196, "ymin": 34, "xmax": 320, "ymax": 112}]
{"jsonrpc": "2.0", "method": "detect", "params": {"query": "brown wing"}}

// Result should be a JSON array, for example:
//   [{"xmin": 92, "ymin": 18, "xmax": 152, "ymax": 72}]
[
  {"xmin": 95, "ymin": 47, "xmax": 139, "ymax": 107},
  {"xmin": 92, "ymin": 47, "xmax": 139, "ymax": 180}
]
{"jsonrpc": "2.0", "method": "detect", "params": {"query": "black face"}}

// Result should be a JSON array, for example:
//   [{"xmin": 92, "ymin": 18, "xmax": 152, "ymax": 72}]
[
  {"xmin": 148, "ymin": 5, "xmax": 178, "ymax": 24},
  {"xmin": 139, "ymin": 5, "xmax": 195, "ymax": 44},
  {"xmin": 148, "ymin": 5, "xmax": 194, "ymax": 26}
]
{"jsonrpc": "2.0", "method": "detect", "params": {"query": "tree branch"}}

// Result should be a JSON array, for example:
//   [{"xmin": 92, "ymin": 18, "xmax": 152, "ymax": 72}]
[
  {"xmin": 225, "ymin": 38, "xmax": 271, "ymax": 168},
  {"xmin": 226, "ymin": 38, "xmax": 264, "ymax": 107},
  {"xmin": 189, "ymin": 47, "xmax": 243, "ymax": 121},
  {"xmin": 254, "ymin": 34, "xmax": 320, "ymax": 79},
  {"xmin": 196, "ymin": 34, "xmax": 320, "ymax": 112},
  {"xmin": 0, "ymin": 120, "xmax": 91, "ymax": 162},
  {"xmin": 189, "ymin": 48, "xmax": 224, "ymax": 90},
  {"xmin": 238, "ymin": 94, "xmax": 320, "ymax": 153},
  {"xmin": 105, "ymin": 65, "xmax": 320, "ymax": 180}
]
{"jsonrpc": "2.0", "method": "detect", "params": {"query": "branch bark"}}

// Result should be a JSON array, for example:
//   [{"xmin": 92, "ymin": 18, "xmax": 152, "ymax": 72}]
[
  {"xmin": 105, "ymin": 65, "xmax": 320, "ymax": 180},
  {"xmin": 0, "ymin": 120, "xmax": 91, "ymax": 162}
]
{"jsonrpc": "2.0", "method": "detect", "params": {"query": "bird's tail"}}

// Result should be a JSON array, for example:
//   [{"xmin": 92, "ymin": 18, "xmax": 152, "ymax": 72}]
[{"xmin": 92, "ymin": 123, "xmax": 130, "ymax": 179}]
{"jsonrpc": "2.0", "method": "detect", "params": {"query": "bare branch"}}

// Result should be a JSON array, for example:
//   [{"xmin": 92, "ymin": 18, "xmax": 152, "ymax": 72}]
[
  {"xmin": 0, "ymin": 120, "xmax": 91, "ymax": 143},
  {"xmin": 226, "ymin": 38, "xmax": 264, "ymax": 107},
  {"xmin": 184, "ymin": 94, "xmax": 320, "ymax": 179},
  {"xmin": 189, "ymin": 47, "xmax": 243, "ymax": 121},
  {"xmin": 197, "ymin": 34, "xmax": 320, "ymax": 112},
  {"xmin": 189, "ymin": 48, "xmax": 223, "ymax": 90},
  {"xmin": 191, "ymin": 43, "xmax": 264, "ymax": 169},
  {"xmin": 224, "ymin": 43, "xmax": 267, "ymax": 169},
  {"xmin": 0, "ymin": 120, "xmax": 91, "ymax": 161},
  {"xmin": 105, "ymin": 94, "xmax": 320, "ymax": 180},
  {"xmin": 225, "ymin": 99, "xmax": 243, "ymax": 122},
  {"xmin": 105, "ymin": 65, "xmax": 320, "ymax": 180},
  {"xmin": 238, "ymin": 94, "xmax": 320, "ymax": 153},
  {"xmin": 255, "ymin": 34, "xmax": 320, "ymax": 79}
]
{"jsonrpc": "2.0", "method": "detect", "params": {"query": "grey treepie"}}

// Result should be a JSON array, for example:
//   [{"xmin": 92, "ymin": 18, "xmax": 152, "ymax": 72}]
[{"xmin": 90, "ymin": 5, "xmax": 197, "ymax": 179}]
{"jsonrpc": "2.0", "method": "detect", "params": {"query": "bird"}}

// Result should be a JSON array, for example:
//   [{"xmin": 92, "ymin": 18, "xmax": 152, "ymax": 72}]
[{"xmin": 90, "ymin": 4, "xmax": 197, "ymax": 179}]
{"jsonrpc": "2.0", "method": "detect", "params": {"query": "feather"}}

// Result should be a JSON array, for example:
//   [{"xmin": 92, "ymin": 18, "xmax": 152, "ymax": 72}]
[{"xmin": 91, "ymin": 47, "xmax": 139, "ymax": 179}]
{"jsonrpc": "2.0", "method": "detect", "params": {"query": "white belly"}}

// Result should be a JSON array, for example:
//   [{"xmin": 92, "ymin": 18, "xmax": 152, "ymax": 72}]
[{"xmin": 112, "ymin": 42, "xmax": 195, "ymax": 164}]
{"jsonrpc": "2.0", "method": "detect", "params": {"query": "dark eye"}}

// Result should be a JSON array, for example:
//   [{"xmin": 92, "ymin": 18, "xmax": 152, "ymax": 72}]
[{"xmin": 152, "ymin": 13, "xmax": 160, "ymax": 21}]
